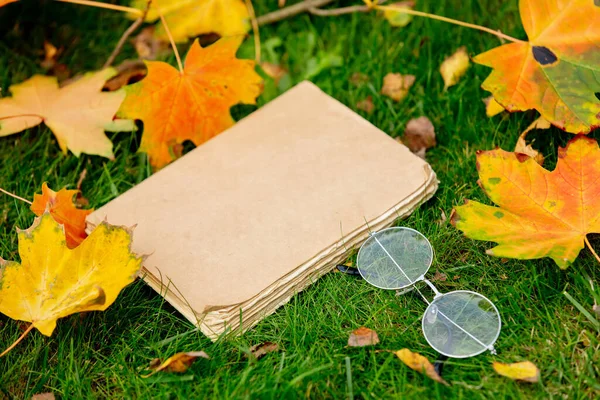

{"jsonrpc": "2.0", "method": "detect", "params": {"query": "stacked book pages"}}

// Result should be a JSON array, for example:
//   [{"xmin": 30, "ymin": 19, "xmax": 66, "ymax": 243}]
[{"xmin": 87, "ymin": 81, "xmax": 438, "ymax": 340}]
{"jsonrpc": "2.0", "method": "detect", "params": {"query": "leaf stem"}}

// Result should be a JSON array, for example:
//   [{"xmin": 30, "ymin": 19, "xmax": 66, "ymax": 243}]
[
  {"xmin": 245, "ymin": 0, "xmax": 262, "ymax": 64},
  {"xmin": 374, "ymin": 4, "xmax": 525, "ymax": 44},
  {"xmin": 103, "ymin": 0, "xmax": 152, "ymax": 68},
  {"xmin": 584, "ymin": 236, "xmax": 600, "ymax": 265},
  {"xmin": 157, "ymin": 11, "xmax": 183, "ymax": 74},
  {"xmin": 55, "ymin": 0, "xmax": 143, "ymax": 15},
  {"xmin": 0, "ymin": 324, "xmax": 34, "ymax": 357},
  {"xmin": 0, "ymin": 187, "xmax": 32, "ymax": 205}
]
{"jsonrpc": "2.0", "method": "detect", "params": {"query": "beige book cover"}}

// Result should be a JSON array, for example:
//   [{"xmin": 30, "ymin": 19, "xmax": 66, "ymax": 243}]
[{"xmin": 87, "ymin": 81, "xmax": 438, "ymax": 339}]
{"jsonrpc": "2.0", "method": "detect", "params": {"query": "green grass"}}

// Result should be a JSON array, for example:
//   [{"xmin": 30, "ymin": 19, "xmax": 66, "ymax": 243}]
[{"xmin": 1, "ymin": 0, "xmax": 599, "ymax": 398}]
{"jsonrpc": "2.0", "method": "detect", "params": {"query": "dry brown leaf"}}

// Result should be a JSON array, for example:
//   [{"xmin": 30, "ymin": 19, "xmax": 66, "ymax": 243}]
[
  {"xmin": 514, "ymin": 116, "xmax": 550, "ymax": 165},
  {"xmin": 103, "ymin": 60, "xmax": 148, "ymax": 92},
  {"xmin": 144, "ymin": 351, "xmax": 209, "ymax": 377},
  {"xmin": 348, "ymin": 327, "xmax": 380, "ymax": 347},
  {"xmin": 381, "ymin": 73, "xmax": 415, "ymax": 102},
  {"xmin": 492, "ymin": 361, "xmax": 540, "ymax": 383},
  {"xmin": 440, "ymin": 47, "xmax": 469, "ymax": 89},
  {"xmin": 131, "ymin": 26, "xmax": 171, "ymax": 60},
  {"xmin": 402, "ymin": 116, "xmax": 436, "ymax": 158},
  {"xmin": 395, "ymin": 349, "xmax": 449, "ymax": 386},
  {"xmin": 248, "ymin": 341, "xmax": 279, "ymax": 359},
  {"xmin": 349, "ymin": 72, "xmax": 370, "ymax": 87},
  {"xmin": 356, "ymin": 96, "xmax": 375, "ymax": 114},
  {"xmin": 260, "ymin": 62, "xmax": 287, "ymax": 85}
]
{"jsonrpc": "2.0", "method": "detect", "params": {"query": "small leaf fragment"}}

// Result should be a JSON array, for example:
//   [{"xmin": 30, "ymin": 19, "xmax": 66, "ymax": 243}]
[
  {"xmin": 30, "ymin": 183, "xmax": 93, "ymax": 249},
  {"xmin": 382, "ymin": 1, "xmax": 415, "ymax": 27},
  {"xmin": 381, "ymin": 73, "xmax": 415, "ymax": 102},
  {"xmin": 248, "ymin": 342, "xmax": 279, "ymax": 359},
  {"xmin": 395, "ymin": 349, "xmax": 449, "ymax": 386},
  {"xmin": 260, "ymin": 62, "xmax": 288, "ymax": 86},
  {"xmin": 492, "ymin": 361, "xmax": 540, "ymax": 383},
  {"xmin": 144, "ymin": 351, "xmax": 209, "ymax": 377},
  {"xmin": 31, "ymin": 393, "xmax": 55, "ymax": 400},
  {"xmin": 440, "ymin": 47, "xmax": 470, "ymax": 89},
  {"xmin": 514, "ymin": 116, "xmax": 550, "ymax": 165},
  {"xmin": 356, "ymin": 96, "xmax": 375, "ymax": 114},
  {"xmin": 348, "ymin": 327, "xmax": 380, "ymax": 347}
]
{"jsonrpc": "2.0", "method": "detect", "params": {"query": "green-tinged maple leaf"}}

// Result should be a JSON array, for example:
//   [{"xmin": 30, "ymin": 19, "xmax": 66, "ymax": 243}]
[
  {"xmin": 451, "ymin": 135, "xmax": 600, "ymax": 268},
  {"xmin": 473, "ymin": 0, "xmax": 600, "ymax": 133}
]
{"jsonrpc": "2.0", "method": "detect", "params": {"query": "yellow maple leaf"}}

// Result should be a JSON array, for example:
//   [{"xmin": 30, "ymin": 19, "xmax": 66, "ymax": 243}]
[
  {"xmin": 118, "ymin": 36, "xmax": 263, "ymax": 169},
  {"xmin": 395, "ymin": 349, "xmax": 449, "ymax": 386},
  {"xmin": 0, "ymin": 69, "xmax": 130, "ymax": 158},
  {"xmin": 130, "ymin": 0, "xmax": 250, "ymax": 43},
  {"xmin": 0, "ymin": 212, "xmax": 142, "ymax": 338}
]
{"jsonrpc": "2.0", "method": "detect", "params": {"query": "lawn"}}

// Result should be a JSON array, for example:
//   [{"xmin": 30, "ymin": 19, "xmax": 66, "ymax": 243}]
[{"xmin": 1, "ymin": 0, "xmax": 599, "ymax": 398}]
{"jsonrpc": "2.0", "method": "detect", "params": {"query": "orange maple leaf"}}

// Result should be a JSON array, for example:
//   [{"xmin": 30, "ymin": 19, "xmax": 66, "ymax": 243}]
[
  {"xmin": 451, "ymin": 135, "xmax": 600, "ymax": 269},
  {"xmin": 473, "ymin": 0, "xmax": 600, "ymax": 134},
  {"xmin": 118, "ymin": 36, "xmax": 263, "ymax": 169},
  {"xmin": 30, "ymin": 183, "xmax": 93, "ymax": 249}
]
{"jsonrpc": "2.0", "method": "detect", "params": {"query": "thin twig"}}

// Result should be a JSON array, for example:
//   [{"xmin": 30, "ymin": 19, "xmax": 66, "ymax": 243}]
[
  {"xmin": 585, "ymin": 236, "xmax": 600, "ymax": 265},
  {"xmin": 245, "ymin": 0, "xmax": 261, "ymax": 64},
  {"xmin": 103, "ymin": 0, "xmax": 152, "ymax": 68},
  {"xmin": 309, "ymin": 4, "xmax": 368, "ymax": 16},
  {"xmin": 0, "ymin": 324, "xmax": 34, "ymax": 357},
  {"xmin": 0, "ymin": 187, "xmax": 32, "ymax": 205},
  {"xmin": 56, "ymin": 0, "xmax": 143, "ymax": 15},
  {"xmin": 257, "ymin": 0, "xmax": 334, "ymax": 25},
  {"xmin": 157, "ymin": 10, "xmax": 183, "ymax": 73},
  {"xmin": 374, "ymin": 4, "xmax": 525, "ymax": 43}
]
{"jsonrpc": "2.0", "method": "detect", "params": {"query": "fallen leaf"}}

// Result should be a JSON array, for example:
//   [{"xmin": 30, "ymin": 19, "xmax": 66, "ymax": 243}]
[
  {"xmin": 260, "ymin": 62, "xmax": 287, "ymax": 86},
  {"xmin": 440, "ymin": 46, "xmax": 470, "ymax": 89},
  {"xmin": 492, "ymin": 361, "xmax": 540, "ymax": 383},
  {"xmin": 483, "ymin": 96, "xmax": 505, "ymax": 117},
  {"xmin": 0, "ymin": 0, "xmax": 17, "ymax": 7},
  {"xmin": 145, "ymin": 351, "xmax": 209, "ymax": 377},
  {"xmin": 130, "ymin": 0, "xmax": 249, "ymax": 43},
  {"xmin": 356, "ymin": 96, "xmax": 375, "ymax": 114},
  {"xmin": 514, "ymin": 116, "xmax": 550, "ymax": 165},
  {"xmin": 103, "ymin": 60, "xmax": 148, "ymax": 92},
  {"xmin": 118, "ymin": 36, "xmax": 263, "ymax": 169},
  {"xmin": 248, "ymin": 341, "xmax": 279, "ymax": 359},
  {"xmin": 349, "ymin": 72, "xmax": 369, "ymax": 87},
  {"xmin": 31, "ymin": 393, "xmax": 55, "ymax": 400},
  {"xmin": 451, "ymin": 135, "xmax": 600, "ymax": 268},
  {"xmin": 432, "ymin": 271, "xmax": 447, "ymax": 282},
  {"xmin": 381, "ymin": 73, "xmax": 415, "ymax": 102},
  {"xmin": 30, "ymin": 182, "xmax": 93, "ymax": 248},
  {"xmin": 348, "ymin": 327, "xmax": 380, "ymax": 347},
  {"xmin": 473, "ymin": 0, "xmax": 600, "ymax": 133},
  {"xmin": 395, "ymin": 349, "xmax": 449, "ymax": 386},
  {"xmin": 131, "ymin": 26, "xmax": 170, "ymax": 60},
  {"xmin": 0, "ymin": 69, "xmax": 130, "ymax": 158},
  {"xmin": 0, "ymin": 212, "xmax": 142, "ymax": 337},
  {"xmin": 402, "ymin": 116, "xmax": 436, "ymax": 156},
  {"xmin": 382, "ymin": 1, "xmax": 415, "ymax": 27}
]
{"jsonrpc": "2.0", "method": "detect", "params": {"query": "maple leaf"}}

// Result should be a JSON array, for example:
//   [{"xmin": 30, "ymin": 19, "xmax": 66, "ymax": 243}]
[
  {"xmin": 0, "ymin": 212, "xmax": 142, "ymax": 337},
  {"xmin": 130, "ymin": 0, "xmax": 249, "ymax": 43},
  {"xmin": 395, "ymin": 349, "xmax": 449, "ymax": 386},
  {"xmin": 30, "ymin": 183, "xmax": 92, "ymax": 249},
  {"xmin": 0, "ymin": 69, "xmax": 131, "ymax": 158},
  {"xmin": 451, "ymin": 135, "xmax": 600, "ymax": 268},
  {"xmin": 118, "ymin": 36, "xmax": 263, "ymax": 169},
  {"xmin": 473, "ymin": 0, "xmax": 600, "ymax": 134}
]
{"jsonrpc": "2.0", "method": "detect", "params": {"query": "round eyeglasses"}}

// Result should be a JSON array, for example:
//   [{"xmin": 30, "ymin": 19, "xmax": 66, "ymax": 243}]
[{"xmin": 356, "ymin": 227, "xmax": 501, "ymax": 358}]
